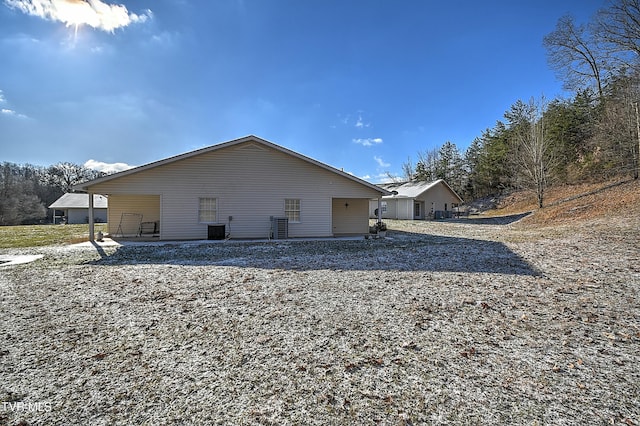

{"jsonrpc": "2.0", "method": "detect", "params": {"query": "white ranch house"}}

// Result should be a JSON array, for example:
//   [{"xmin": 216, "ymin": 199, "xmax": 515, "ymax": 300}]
[
  {"xmin": 49, "ymin": 193, "xmax": 108, "ymax": 224},
  {"xmin": 369, "ymin": 179, "xmax": 463, "ymax": 220},
  {"xmin": 75, "ymin": 136, "xmax": 390, "ymax": 241}
]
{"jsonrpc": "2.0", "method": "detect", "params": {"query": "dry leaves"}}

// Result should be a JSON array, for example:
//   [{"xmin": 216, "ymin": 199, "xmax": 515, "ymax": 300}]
[{"xmin": 0, "ymin": 216, "xmax": 638, "ymax": 425}]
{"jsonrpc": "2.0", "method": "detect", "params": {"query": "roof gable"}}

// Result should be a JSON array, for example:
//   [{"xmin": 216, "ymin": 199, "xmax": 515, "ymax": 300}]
[
  {"xmin": 379, "ymin": 179, "xmax": 463, "ymax": 201},
  {"xmin": 49, "ymin": 193, "xmax": 108, "ymax": 209},
  {"xmin": 235, "ymin": 142, "xmax": 268, "ymax": 153},
  {"xmin": 74, "ymin": 135, "xmax": 389, "ymax": 196}
]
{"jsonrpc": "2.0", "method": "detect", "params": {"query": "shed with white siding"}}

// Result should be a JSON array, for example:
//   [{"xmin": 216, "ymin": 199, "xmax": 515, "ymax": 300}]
[{"xmin": 74, "ymin": 135, "xmax": 390, "ymax": 240}]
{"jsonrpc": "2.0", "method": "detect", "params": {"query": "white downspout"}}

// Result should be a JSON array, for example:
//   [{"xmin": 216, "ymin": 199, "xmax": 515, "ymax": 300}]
[{"xmin": 88, "ymin": 192, "xmax": 95, "ymax": 241}]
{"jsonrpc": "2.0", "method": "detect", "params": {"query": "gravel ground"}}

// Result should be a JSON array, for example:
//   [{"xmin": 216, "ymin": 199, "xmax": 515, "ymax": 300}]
[{"xmin": 1, "ymin": 217, "xmax": 638, "ymax": 425}]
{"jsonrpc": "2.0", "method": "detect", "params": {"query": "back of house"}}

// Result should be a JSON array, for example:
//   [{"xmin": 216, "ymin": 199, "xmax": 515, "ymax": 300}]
[
  {"xmin": 75, "ymin": 136, "xmax": 389, "ymax": 240},
  {"xmin": 369, "ymin": 180, "xmax": 463, "ymax": 220}
]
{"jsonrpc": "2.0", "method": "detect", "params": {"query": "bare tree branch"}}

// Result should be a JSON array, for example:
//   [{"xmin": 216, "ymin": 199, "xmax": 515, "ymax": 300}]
[
  {"xmin": 544, "ymin": 15, "xmax": 607, "ymax": 98},
  {"xmin": 511, "ymin": 97, "xmax": 558, "ymax": 208}
]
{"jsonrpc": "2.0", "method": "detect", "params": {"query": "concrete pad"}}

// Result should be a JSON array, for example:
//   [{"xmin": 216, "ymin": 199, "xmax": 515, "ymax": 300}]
[{"xmin": 0, "ymin": 255, "xmax": 44, "ymax": 267}]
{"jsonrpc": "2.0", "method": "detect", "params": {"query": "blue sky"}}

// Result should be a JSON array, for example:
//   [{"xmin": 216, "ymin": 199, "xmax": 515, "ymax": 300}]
[{"xmin": 1, "ymin": 0, "xmax": 604, "ymax": 182}]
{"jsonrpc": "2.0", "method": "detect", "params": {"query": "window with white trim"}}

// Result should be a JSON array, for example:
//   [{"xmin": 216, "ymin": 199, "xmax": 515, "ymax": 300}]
[
  {"xmin": 284, "ymin": 199, "xmax": 300, "ymax": 222},
  {"xmin": 381, "ymin": 201, "xmax": 388, "ymax": 213},
  {"xmin": 198, "ymin": 198, "xmax": 217, "ymax": 223}
]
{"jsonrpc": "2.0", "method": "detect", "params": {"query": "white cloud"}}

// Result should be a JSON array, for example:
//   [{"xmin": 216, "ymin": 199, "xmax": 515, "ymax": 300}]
[
  {"xmin": 353, "ymin": 137, "xmax": 383, "ymax": 147},
  {"xmin": 89, "ymin": 44, "xmax": 106, "ymax": 53},
  {"xmin": 84, "ymin": 159, "xmax": 134, "ymax": 174},
  {"xmin": 355, "ymin": 114, "xmax": 370, "ymax": 128},
  {"xmin": 0, "ymin": 90, "xmax": 28, "ymax": 118},
  {"xmin": 1, "ymin": 108, "xmax": 28, "ymax": 119},
  {"xmin": 336, "ymin": 112, "xmax": 372, "ymax": 129},
  {"xmin": 1, "ymin": 33, "xmax": 40, "ymax": 46},
  {"xmin": 149, "ymin": 30, "xmax": 180, "ymax": 47},
  {"xmin": 374, "ymin": 173, "xmax": 397, "ymax": 184},
  {"xmin": 374, "ymin": 156, "xmax": 390, "ymax": 168},
  {"xmin": 5, "ymin": 0, "xmax": 152, "ymax": 33}
]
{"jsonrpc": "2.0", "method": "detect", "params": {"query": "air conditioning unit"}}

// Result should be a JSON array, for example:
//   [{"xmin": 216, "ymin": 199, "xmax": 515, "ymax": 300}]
[{"xmin": 271, "ymin": 217, "xmax": 288, "ymax": 239}]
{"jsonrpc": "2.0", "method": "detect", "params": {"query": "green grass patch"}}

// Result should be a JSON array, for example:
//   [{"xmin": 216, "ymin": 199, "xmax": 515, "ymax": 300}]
[{"xmin": 0, "ymin": 224, "xmax": 108, "ymax": 248}]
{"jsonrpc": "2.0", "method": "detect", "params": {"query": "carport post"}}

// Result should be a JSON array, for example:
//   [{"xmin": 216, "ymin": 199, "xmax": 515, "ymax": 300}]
[
  {"xmin": 377, "ymin": 198, "xmax": 382, "ymax": 223},
  {"xmin": 88, "ymin": 192, "xmax": 95, "ymax": 241}
]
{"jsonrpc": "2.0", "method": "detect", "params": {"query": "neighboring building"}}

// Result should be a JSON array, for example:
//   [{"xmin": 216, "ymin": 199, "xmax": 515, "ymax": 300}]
[
  {"xmin": 49, "ymin": 193, "xmax": 108, "ymax": 224},
  {"xmin": 369, "ymin": 179, "xmax": 463, "ymax": 220},
  {"xmin": 74, "ymin": 135, "xmax": 390, "ymax": 240}
]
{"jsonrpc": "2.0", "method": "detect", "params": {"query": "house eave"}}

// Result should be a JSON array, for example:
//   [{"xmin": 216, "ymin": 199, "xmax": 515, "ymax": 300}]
[{"xmin": 73, "ymin": 135, "xmax": 391, "ymax": 196}]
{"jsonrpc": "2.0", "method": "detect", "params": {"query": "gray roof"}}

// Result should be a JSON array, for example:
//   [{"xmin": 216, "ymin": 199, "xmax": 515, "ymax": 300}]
[
  {"xmin": 49, "ymin": 193, "xmax": 108, "ymax": 209},
  {"xmin": 378, "ymin": 179, "xmax": 463, "ymax": 201}
]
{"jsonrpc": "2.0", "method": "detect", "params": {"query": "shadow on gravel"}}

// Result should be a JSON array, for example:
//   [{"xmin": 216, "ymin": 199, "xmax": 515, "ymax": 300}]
[
  {"xmin": 86, "ymin": 230, "xmax": 541, "ymax": 276},
  {"xmin": 446, "ymin": 212, "xmax": 532, "ymax": 225}
]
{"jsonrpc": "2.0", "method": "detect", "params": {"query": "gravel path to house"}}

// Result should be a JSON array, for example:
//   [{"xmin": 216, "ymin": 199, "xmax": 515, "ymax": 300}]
[{"xmin": 1, "ymin": 217, "xmax": 638, "ymax": 425}]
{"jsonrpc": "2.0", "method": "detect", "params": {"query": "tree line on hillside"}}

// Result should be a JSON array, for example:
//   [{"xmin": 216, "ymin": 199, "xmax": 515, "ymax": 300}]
[
  {"xmin": 3, "ymin": 1, "xmax": 640, "ymax": 224},
  {"xmin": 0, "ymin": 162, "xmax": 105, "ymax": 225},
  {"xmin": 399, "ymin": 0, "xmax": 640, "ymax": 207}
]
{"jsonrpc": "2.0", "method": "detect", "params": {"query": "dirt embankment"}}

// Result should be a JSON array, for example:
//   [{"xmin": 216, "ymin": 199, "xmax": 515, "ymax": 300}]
[{"xmin": 482, "ymin": 178, "xmax": 640, "ymax": 229}]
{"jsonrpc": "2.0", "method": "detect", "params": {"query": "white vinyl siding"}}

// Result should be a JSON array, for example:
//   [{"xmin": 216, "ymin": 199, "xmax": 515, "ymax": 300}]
[
  {"xmin": 332, "ymin": 198, "xmax": 369, "ymax": 235},
  {"xmin": 107, "ymin": 195, "xmax": 160, "ymax": 236},
  {"xmin": 66, "ymin": 208, "xmax": 108, "ymax": 224},
  {"xmin": 284, "ymin": 199, "xmax": 300, "ymax": 222},
  {"xmin": 419, "ymin": 184, "xmax": 462, "ymax": 212},
  {"xmin": 369, "ymin": 181, "xmax": 462, "ymax": 220},
  {"xmin": 198, "ymin": 198, "xmax": 217, "ymax": 223},
  {"xmin": 88, "ymin": 141, "xmax": 383, "ymax": 239}
]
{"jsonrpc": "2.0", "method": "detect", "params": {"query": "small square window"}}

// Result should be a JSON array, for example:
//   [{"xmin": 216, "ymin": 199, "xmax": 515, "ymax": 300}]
[{"xmin": 284, "ymin": 199, "xmax": 300, "ymax": 222}]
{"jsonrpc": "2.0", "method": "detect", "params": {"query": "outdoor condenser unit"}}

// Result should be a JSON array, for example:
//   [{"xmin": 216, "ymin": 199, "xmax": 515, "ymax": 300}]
[{"xmin": 271, "ymin": 217, "xmax": 288, "ymax": 239}]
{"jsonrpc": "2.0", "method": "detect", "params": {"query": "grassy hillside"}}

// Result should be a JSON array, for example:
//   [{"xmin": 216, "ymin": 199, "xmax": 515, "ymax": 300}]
[{"xmin": 483, "ymin": 178, "xmax": 640, "ymax": 229}]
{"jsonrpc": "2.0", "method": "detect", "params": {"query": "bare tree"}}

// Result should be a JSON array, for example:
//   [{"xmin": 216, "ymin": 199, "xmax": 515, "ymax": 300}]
[
  {"xmin": 512, "ymin": 97, "xmax": 557, "ymax": 208},
  {"xmin": 544, "ymin": 15, "xmax": 607, "ymax": 99},
  {"xmin": 384, "ymin": 171, "xmax": 402, "ymax": 183},
  {"xmin": 633, "ymin": 101, "xmax": 640, "ymax": 178},
  {"xmin": 595, "ymin": 0, "xmax": 640, "ymax": 61},
  {"xmin": 414, "ymin": 149, "xmax": 439, "ymax": 181},
  {"xmin": 47, "ymin": 162, "xmax": 101, "ymax": 193},
  {"xmin": 0, "ymin": 163, "xmax": 47, "ymax": 225},
  {"xmin": 401, "ymin": 157, "xmax": 415, "ymax": 181},
  {"xmin": 589, "ymin": 73, "xmax": 640, "ymax": 178}
]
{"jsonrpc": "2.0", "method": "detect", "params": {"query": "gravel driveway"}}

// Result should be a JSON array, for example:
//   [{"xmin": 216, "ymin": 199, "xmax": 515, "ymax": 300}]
[{"xmin": 1, "ymin": 217, "xmax": 638, "ymax": 425}]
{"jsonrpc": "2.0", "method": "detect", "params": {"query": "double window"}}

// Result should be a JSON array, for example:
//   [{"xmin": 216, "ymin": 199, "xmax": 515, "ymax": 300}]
[
  {"xmin": 199, "ymin": 197, "xmax": 299, "ymax": 223},
  {"xmin": 284, "ymin": 199, "xmax": 300, "ymax": 222},
  {"xmin": 198, "ymin": 198, "xmax": 217, "ymax": 223}
]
